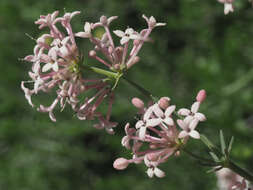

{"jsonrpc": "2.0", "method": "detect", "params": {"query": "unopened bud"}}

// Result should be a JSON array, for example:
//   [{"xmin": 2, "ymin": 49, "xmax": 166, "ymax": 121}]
[
  {"xmin": 158, "ymin": 97, "xmax": 170, "ymax": 110},
  {"xmin": 100, "ymin": 15, "xmax": 107, "ymax": 25},
  {"xmin": 133, "ymin": 39, "xmax": 140, "ymax": 46},
  {"xmin": 108, "ymin": 46, "xmax": 113, "ymax": 54},
  {"xmin": 113, "ymin": 158, "xmax": 129, "ymax": 170},
  {"xmin": 131, "ymin": 97, "xmax": 144, "ymax": 109},
  {"xmin": 114, "ymin": 64, "xmax": 120, "ymax": 70},
  {"xmin": 175, "ymin": 151, "xmax": 180, "ymax": 157},
  {"xmin": 196, "ymin": 89, "xmax": 206, "ymax": 103},
  {"xmin": 147, "ymin": 153, "xmax": 159, "ymax": 161},
  {"xmin": 149, "ymin": 16, "xmax": 156, "ymax": 28},
  {"xmin": 89, "ymin": 50, "xmax": 96, "ymax": 57}
]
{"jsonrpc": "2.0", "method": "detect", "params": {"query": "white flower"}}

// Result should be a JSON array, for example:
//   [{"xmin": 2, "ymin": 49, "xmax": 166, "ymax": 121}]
[
  {"xmin": 142, "ymin": 15, "xmax": 166, "ymax": 28},
  {"xmin": 42, "ymin": 47, "xmax": 59, "ymax": 72},
  {"xmin": 135, "ymin": 105, "xmax": 161, "ymax": 140},
  {"xmin": 113, "ymin": 28, "xmax": 140, "ymax": 45},
  {"xmin": 75, "ymin": 22, "xmax": 92, "ymax": 38},
  {"xmin": 224, "ymin": 3, "xmax": 234, "ymax": 15},
  {"xmin": 177, "ymin": 118, "xmax": 200, "ymax": 139},
  {"xmin": 146, "ymin": 167, "xmax": 165, "ymax": 178},
  {"xmin": 178, "ymin": 101, "xmax": 206, "ymax": 122}
]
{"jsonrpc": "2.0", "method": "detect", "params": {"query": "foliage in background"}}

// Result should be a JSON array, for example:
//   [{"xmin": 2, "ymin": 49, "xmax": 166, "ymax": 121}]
[{"xmin": 0, "ymin": 0, "xmax": 253, "ymax": 189}]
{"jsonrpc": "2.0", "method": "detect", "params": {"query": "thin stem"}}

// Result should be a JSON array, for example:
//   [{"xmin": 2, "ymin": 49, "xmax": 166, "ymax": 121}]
[
  {"xmin": 181, "ymin": 147, "xmax": 215, "ymax": 164},
  {"xmin": 122, "ymin": 76, "xmax": 155, "ymax": 101},
  {"xmin": 81, "ymin": 64, "xmax": 118, "ymax": 79},
  {"xmin": 226, "ymin": 160, "xmax": 253, "ymax": 182}
]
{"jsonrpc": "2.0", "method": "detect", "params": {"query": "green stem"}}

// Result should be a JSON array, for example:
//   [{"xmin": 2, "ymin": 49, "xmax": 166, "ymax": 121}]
[
  {"xmin": 122, "ymin": 76, "xmax": 155, "ymax": 101},
  {"xmin": 181, "ymin": 147, "xmax": 215, "ymax": 164},
  {"xmin": 226, "ymin": 160, "xmax": 253, "ymax": 182},
  {"xmin": 84, "ymin": 65, "xmax": 118, "ymax": 79}
]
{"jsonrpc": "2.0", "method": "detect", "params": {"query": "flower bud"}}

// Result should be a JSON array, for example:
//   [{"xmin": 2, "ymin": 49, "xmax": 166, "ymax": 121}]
[
  {"xmin": 108, "ymin": 46, "xmax": 113, "ymax": 54},
  {"xmin": 131, "ymin": 97, "xmax": 144, "ymax": 109},
  {"xmin": 149, "ymin": 16, "xmax": 157, "ymax": 28},
  {"xmin": 196, "ymin": 89, "xmax": 206, "ymax": 103},
  {"xmin": 113, "ymin": 158, "xmax": 129, "ymax": 170},
  {"xmin": 100, "ymin": 15, "xmax": 107, "ymax": 25},
  {"xmin": 147, "ymin": 152, "xmax": 159, "ymax": 161},
  {"xmin": 158, "ymin": 97, "xmax": 170, "ymax": 110},
  {"xmin": 89, "ymin": 50, "xmax": 96, "ymax": 57}
]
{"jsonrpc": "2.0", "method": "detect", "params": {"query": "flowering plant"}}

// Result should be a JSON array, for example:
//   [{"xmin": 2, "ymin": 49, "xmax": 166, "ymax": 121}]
[{"xmin": 21, "ymin": 7, "xmax": 253, "ymax": 190}]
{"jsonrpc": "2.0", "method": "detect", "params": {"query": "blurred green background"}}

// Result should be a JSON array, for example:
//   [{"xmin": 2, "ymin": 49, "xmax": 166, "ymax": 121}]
[{"xmin": 0, "ymin": 0, "xmax": 253, "ymax": 189}]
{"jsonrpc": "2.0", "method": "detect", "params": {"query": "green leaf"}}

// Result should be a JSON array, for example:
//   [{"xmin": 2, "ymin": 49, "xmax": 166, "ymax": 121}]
[
  {"xmin": 228, "ymin": 136, "xmax": 234, "ymax": 154},
  {"xmin": 206, "ymin": 166, "xmax": 223, "ymax": 173},
  {"xmin": 220, "ymin": 130, "xmax": 226, "ymax": 155},
  {"xmin": 209, "ymin": 152, "xmax": 220, "ymax": 162},
  {"xmin": 200, "ymin": 134, "xmax": 215, "ymax": 150}
]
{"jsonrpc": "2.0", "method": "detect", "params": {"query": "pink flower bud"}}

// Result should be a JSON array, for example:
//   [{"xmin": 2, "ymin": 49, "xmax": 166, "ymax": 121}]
[
  {"xmin": 196, "ymin": 89, "xmax": 206, "ymax": 103},
  {"xmin": 147, "ymin": 152, "xmax": 159, "ymax": 161},
  {"xmin": 89, "ymin": 50, "xmax": 96, "ymax": 57},
  {"xmin": 100, "ymin": 15, "xmax": 107, "ymax": 25},
  {"xmin": 133, "ymin": 39, "xmax": 140, "ymax": 46},
  {"xmin": 158, "ymin": 97, "xmax": 170, "ymax": 110},
  {"xmin": 108, "ymin": 46, "xmax": 113, "ymax": 54},
  {"xmin": 113, "ymin": 158, "xmax": 129, "ymax": 170},
  {"xmin": 114, "ymin": 64, "xmax": 120, "ymax": 70},
  {"xmin": 131, "ymin": 97, "xmax": 144, "ymax": 109}
]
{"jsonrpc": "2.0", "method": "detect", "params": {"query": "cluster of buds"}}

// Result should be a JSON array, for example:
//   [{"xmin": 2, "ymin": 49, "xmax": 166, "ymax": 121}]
[
  {"xmin": 218, "ymin": 0, "xmax": 235, "ymax": 15},
  {"xmin": 216, "ymin": 168, "xmax": 251, "ymax": 190},
  {"xmin": 113, "ymin": 90, "xmax": 207, "ymax": 177},
  {"xmin": 21, "ymin": 11, "xmax": 165, "ymax": 133}
]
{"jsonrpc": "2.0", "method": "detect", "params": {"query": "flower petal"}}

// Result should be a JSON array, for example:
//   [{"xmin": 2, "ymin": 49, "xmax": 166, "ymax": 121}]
[
  {"xmin": 189, "ymin": 130, "xmax": 200, "ymax": 139},
  {"xmin": 52, "ymin": 62, "xmax": 59, "ymax": 72},
  {"xmin": 42, "ymin": 63, "xmax": 52, "ymax": 72},
  {"xmin": 165, "ymin": 105, "xmax": 176, "ymax": 117},
  {"xmin": 146, "ymin": 168, "xmax": 154, "ymax": 178},
  {"xmin": 191, "ymin": 102, "xmax": 200, "ymax": 113},
  {"xmin": 178, "ymin": 130, "xmax": 189, "ymax": 138},
  {"xmin": 154, "ymin": 167, "xmax": 165, "ymax": 178},
  {"xmin": 144, "ymin": 106, "xmax": 153, "ymax": 121},
  {"xmin": 163, "ymin": 117, "xmax": 174, "ymax": 126},
  {"xmin": 153, "ymin": 104, "xmax": 164, "ymax": 117},
  {"xmin": 178, "ymin": 108, "xmax": 190, "ymax": 116},
  {"xmin": 125, "ymin": 28, "xmax": 134, "ymax": 35},
  {"xmin": 113, "ymin": 30, "xmax": 125, "ymax": 37},
  {"xmin": 195, "ymin": 112, "xmax": 206, "ymax": 121},
  {"xmin": 146, "ymin": 118, "xmax": 161, "ymax": 127},
  {"xmin": 139, "ymin": 126, "xmax": 147, "ymax": 140},
  {"xmin": 120, "ymin": 36, "xmax": 129, "ymax": 45},
  {"xmin": 189, "ymin": 119, "xmax": 199, "ymax": 130},
  {"xmin": 177, "ymin": 119, "xmax": 187, "ymax": 130},
  {"xmin": 135, "ymin": 120, "xmax": 144, "ymax": 129}
]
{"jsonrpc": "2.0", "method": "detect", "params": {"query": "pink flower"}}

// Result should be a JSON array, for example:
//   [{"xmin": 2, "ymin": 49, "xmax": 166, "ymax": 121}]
[
  {"xmin": 114, "ymin": 92, "xmax": 207, "ymax": 177},
  {"xmin": 113, "ymin": 28, "xmax": 140, "ymax": 45},
  {"xmin": 22, "ymin": 11, "xmax": 117, "ymax": 133},
  {"xmin": 218, "ymin": 0, "xmax": 235, "ymax": 15}
]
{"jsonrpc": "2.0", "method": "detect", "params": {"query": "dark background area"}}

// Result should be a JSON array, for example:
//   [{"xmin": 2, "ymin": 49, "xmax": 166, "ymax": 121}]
[{"xmin": 0, "ymin": 0, "xmax": 253, "ymax": 189}]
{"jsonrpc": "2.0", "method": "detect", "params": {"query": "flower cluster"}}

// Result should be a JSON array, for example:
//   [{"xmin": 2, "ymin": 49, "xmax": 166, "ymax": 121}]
[
  {"xmin": 113, "ymin": 90, "xmax": 207, "ymax": 177},
  {"xmin": 21, "ymin": 11, "xmax": 165, "ymax": 134},
  {"xmin": 216, "ymin": 168, "xmax": 251, "ymax": 190}
]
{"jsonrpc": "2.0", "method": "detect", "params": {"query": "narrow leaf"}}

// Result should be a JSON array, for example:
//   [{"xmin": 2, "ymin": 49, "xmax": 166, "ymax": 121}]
[
  {"xmin": 209, "ymin": 152, "xmax": 220, "ymax": 162},
  {"xmin": 207, "ymin": 166, "xmax": 223, "ymax": 173},
  {"xmin": 200, "ymin": 134, "xmax": 215, "ymax": 150},
  {"xmin": 220, "ymin": 130, "xmax": 226, "ymax": 155},
  {"xmin": 228, "ymin": 136, "xmax": 234, "ymax": 154}
]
